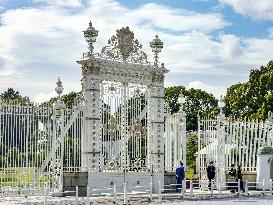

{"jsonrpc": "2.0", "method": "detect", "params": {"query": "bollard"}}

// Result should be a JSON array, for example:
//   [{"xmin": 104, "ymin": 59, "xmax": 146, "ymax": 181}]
[
  {"xmin": 75, "ymin": 186, "xmax": 78, "ymax": 205},
  {"xmin": 114, "ymin": 185, "xmax": 118, "ymax": 204},
  {"xmin": 210, "ymin": 181, "xmax": 213, "ymax": 197},
  {"xmin": 149, "ymin": 181, "xmax": 152, "ymax": 200},
  {"xmin": 86, "ymin": 186, "xmax": 90, "ymax": 205},
  {"xmin": 47, "ymin": 180, "xmax": 50, "ymax": 197},
  {"xmin": 124, "ymin": 182, "xmax": 128, "ymax": 205},
  {"xmin": 52, "ymin": 176, "xmax": 54, "ymax": 193},
  {"xmin": 245, "ymin": 179, "xmax": 248, "ymax": 196},
  {"xmin": 269, "ymin": 179, "xmax": 272, "ymax": 195},
  {"xmin": 158, "ymin": 181, "xmax": 162, "ymax": 202},
  {"xmin": 190, "ymin": 180, "xmax": 193, "ymax": 199},
  {"xmin": 44, "ymin": 181, "xmax": 49, "ymax": 205},
  {"xmin": 238, "ymin": 179, "xmax": 241, "ymax": 197},
  {"xmin": 218, "ymin": 183, "xmax": 222, "ymax": 195},
  {"xmin": 181, "ymin": 180, "xmax": 184, "ymax": 198},
  {"xmin": 262, "ymin": 180, "xmax": 265, "ymax": 195}
]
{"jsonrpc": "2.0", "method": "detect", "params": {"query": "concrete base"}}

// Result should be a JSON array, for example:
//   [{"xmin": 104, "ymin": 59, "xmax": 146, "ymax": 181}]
[
  {"xmin": 63, "ymin": 171, "xmax": 164, "ymax": 196},
  {"xmin": 63, "ymin": 172, "xmax": 88, "ymax": 196},
  {"xmin": 88, "ymin": 172, "xmax": 164, "ymax": 194},
  {"xmin": 164, "ymin": 172, "xmax": 176, "ymax": 185}
]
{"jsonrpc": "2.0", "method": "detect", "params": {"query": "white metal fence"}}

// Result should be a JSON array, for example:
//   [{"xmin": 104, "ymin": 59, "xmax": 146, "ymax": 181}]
[
  {"xmin": 0, "ymin": 99, "xmax": 84, "ymax": 195},
  {"xmin": 198, "ymin": 116, "xmax": 273, "ymax": 179},
  {"xmin": 0, "ymin": 98, "xmax": 186, "ymax": 197}
]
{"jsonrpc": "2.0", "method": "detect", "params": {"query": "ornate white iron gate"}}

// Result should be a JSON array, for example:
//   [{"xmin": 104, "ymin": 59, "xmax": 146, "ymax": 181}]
[
  {"xmin": 100, "ymin": 82, "xmax": 148, "ymax": 171},
  {"xmin": 78, "ymin": 24, "xmax": 169, "ymax": 174}
]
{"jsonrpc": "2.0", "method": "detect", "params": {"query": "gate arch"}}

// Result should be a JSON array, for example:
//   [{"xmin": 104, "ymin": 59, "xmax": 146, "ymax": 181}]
[{"xmin": 78, "ymin": 23, "xmax": 168, "ymax": 173}]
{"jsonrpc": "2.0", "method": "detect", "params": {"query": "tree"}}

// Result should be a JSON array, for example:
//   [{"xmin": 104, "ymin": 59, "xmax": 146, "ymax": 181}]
[
  {"xmin": 186, "ymin": 134, "xmax": 198, "ymax": 169},
  {"xmin": 224, "ymin": 60, "xmax": 273, "ymax": 120},
  {"xmin": 1, "ymin": 88, "xmax": 30, "ymax": 104},
  {"xmin": 1, "ymin": 88, "xmax": 20, "ymax": 100},
  {"xmin": 45, "ymin": 91, "xmax": 82, "ymax": 108},
  {"xmin": 165, "ymin": 86, "xmax": 219, "ymax": 131}
]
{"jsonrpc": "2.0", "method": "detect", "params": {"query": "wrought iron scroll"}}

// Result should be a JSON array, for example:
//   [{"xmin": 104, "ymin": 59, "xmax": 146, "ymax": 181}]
[{"xmin": 101, "ymin": 26, "xmax": 148, "ymax": 63}]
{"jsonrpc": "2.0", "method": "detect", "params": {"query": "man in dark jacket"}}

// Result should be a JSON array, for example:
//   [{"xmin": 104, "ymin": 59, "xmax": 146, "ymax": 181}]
[
  {"xmin": 236, "ymin": 165, "xmax": 245, "ymax": 192},
  {"xmin": 176, "ymin": 161, "xmax": 185, "ymax": 192},
  {"xmin": 207, "ymin": 161, "xmax": 215, "ymax": 190},
  {"xmin": 229, "ymin": 164, "xmax": 236, "ymax": 193}
]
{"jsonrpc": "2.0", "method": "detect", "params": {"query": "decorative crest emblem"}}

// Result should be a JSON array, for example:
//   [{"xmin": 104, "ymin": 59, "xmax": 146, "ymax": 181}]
[{"xmin": 101, "ymin": 26, "xmax": 148, "ymax": 63}]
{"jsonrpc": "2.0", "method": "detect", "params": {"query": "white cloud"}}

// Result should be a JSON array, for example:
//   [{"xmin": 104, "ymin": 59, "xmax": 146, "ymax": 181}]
[
  {"xmin": 33, "ymin": 0, "xmax": 82, "ymax": 7},
  {"xmin": 131, "ymin": 3, "xmax": 229, "ymax": 32},
  {"xmin": 35, "ymin": 91, "xmax": 56, "ymax": 103},
  {"xmin": 219, "ymin": 0, "xmax": 273, "ymax": 20},
  {"xmin": 187, "ymin": 81, "xmax": 226, "ymax": 98},
  {"xmin": 0, "ymin": 0, "xmax": 272, "ymax": 101}
]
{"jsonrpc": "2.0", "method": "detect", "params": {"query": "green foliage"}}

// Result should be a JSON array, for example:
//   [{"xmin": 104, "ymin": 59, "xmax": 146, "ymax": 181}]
[
  {"xmin": 1, "ymin": 88, "xmax": 20, "ymax": 99},
  {"xmin": 165, "ymin": 86, "xmax": 219, "ymax": 130},
  {"xmin": 186, "ymin": 134, "xmax": 198, "ymax": 169},
  {"xmin": 1, "ymin": 88, "xmax": 31, "ymax": 104},
  {"xmin": 224, "ymin": 60, "xmax": 273, "ymax": 120},
  {"xmin": 45, "ymin": 91, "xmax": 82, "ymax": 108}
]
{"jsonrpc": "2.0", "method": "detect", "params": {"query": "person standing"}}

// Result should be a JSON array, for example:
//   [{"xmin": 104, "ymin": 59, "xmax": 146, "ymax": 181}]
[
  {"xmin": 207, "ymin": 161, "xmax": 216, "ymax": 190},
  {"xmin": 229, "ymin": 164, "xmax": 236, "ymax": 193},
  {"xmin": 236, "ymin": 165, "xmax": 245, "ymax": 192},
  {"xmin": 176, "ymin": 161, "xmax": 185, "ymax": 192}
]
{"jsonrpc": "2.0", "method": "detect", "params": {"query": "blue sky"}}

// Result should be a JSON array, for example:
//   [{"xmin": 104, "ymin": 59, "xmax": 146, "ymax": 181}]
[{"xmin": 0, "ymin": 0, "xmax": 273, "ymax": 101}]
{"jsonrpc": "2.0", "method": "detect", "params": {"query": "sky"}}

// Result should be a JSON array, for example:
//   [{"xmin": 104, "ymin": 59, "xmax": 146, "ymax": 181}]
[{"xmin": 0, "ymin": 0, "xmax": 273, "ymax": 102}]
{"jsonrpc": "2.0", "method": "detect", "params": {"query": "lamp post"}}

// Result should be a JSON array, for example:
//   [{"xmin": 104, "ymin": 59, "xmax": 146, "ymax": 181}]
[
  {"xmin": 177, "ymin": 93, "xmax": 186, "ymax": 113},
  {"xmin": 83, "ymin": 21, "xmax": 98, "ymax": 56},
  {"xmin": 150, "ymin": 35, "xmax": 163, "ymax": 67},
  {"xmin": 218, "ymin": 95, "xmax": 225, "ymax": 116},
  {"xmin": 55, "ymin": 77, "xmax": 64, "ymax": 101},
  {"xmin": 53, "ymin": 77, "xmax": 65, "ymax": 192}
]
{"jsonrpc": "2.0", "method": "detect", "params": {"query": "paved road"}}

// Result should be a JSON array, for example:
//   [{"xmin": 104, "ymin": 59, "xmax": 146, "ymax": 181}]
[{"xmin": 158, "ymin": 198, "xmax": 273, "ymax": 205}]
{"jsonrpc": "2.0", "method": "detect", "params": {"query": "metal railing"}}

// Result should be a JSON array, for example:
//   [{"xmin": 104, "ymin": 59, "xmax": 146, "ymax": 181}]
[{"xmin": 3, "ymin": 178, "xmax": 273, "ymax": 204}]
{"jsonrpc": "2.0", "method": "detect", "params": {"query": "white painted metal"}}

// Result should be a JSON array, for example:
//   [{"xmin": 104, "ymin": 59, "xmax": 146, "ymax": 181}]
[
  {"xmin": 198, "ymin": 116, "xmax": 273, "ymax": 181},
  {"xmin": 0, "ymin": 22, "xmax": 186, "ymax": 197},
  {"xmin": 0, "ymin": 99, "xmax": 84, "ymax": 196},
  {"xmin": 164, "ymin": 104, "xmax": 186, "ymax": 172}
]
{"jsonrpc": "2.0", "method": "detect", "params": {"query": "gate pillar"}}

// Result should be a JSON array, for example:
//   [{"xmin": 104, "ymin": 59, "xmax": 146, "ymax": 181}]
[
  {"xmin": 82, "ymin": 73, "xmax": 101, "ymax": 171},
  {"xmin": 148, "ymin": 84, "xmax": 165, "ymax": 172}
]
